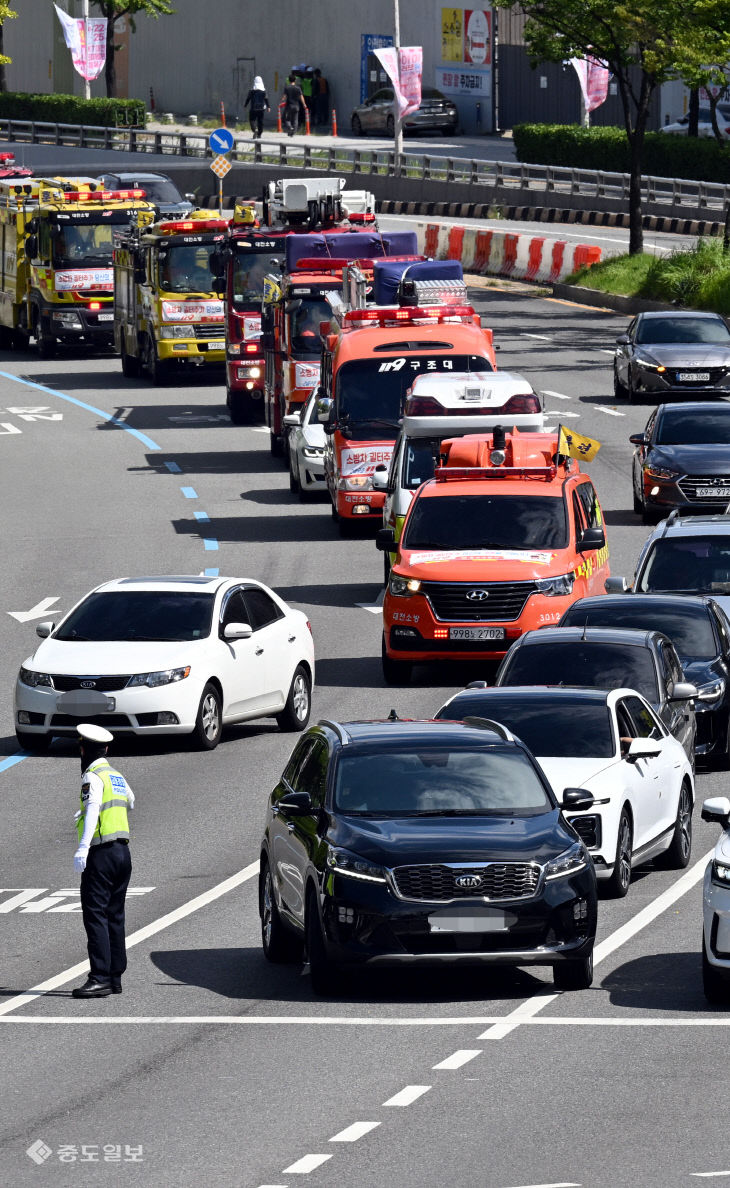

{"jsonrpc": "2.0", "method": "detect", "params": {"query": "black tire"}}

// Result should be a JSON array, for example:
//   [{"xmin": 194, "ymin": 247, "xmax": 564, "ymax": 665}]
[
  {"xmin": 260, "ymin": 860, "xmax": 303, "ymax": 963},
  {"xmin": 553, "ymin": 951, "xmax": 593, "ymax": 990},
  {"xmin": 627, "ymin": 373, "xmax": 641, "ymax": 404},
  {"xmin": 142, "ymin": 335, "xmax": 168, "ymax": 385},
  {"xmin": 613, "ymin": 364, "xmax": 628, "ymax": 400},
  {"xmin": 228, "ymin": 387, "xmax": 254, "ymax": 426},
  {"xmin": 289, "ymin": 453, "xmax": 300, "ymax": 494},
  {"xmin": 656, "ymin": 782, "xmax": 693, "ymax": 869},
  {"xmin": 386, "ymin": 114, "xmax": 395, "ymax": 136},
  {"xmin": 715, "ymin": 718, "xmax": 730, "ymax": 771},
  {"xmin": 269, "ymin": 430, "xmax": 282, "ymax": 457},
  {"xmin": 120, "ymin": 339, "xmax": 140, "ymax": 378},
  {"xmin": 383, "ymin": 549, "xmax": 392, "ymax": 587},
  {"xmin": 703, "ymin": 933, "xmax": 729, "ymax": 1004},
  {"xmin": 306, "ymin": 888, "xmax": 340, "ymax": 995},
  {"xmin": 192, "ymin": 682, "xmax": 223, "ymax": 750},
  {"xmin": 632, "ymin": 475, "xmax": 643, "ymax": 516},
  {"xmin": 604, "ymin": 808, "xmax": 632, "ymax": 898},
  {"xmin": 382, "ymin": 634, "xmax": 412, "ymax": 686},
  {"xmin": 351, "ymin": 114, "xmax": 362, "ymax": 136},
  {"xmin": 35, "ymin": 313, "xmax": 55, "ymax": 359},
  {"xmin": 338, "ymin": 515, "xmax": 357, "ymax": 537},
  {"xmin": 276, "ymin": 664, "xmax": 311, "ymax": 732},
  {"xmin": 15, "ymin": 730, "xmax": 50, "ymax": 752}
]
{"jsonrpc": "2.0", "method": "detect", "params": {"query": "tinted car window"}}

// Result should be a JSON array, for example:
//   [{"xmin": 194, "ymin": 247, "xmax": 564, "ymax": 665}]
[
  {"xmin": 294, "ymin": 739, "xmax": 328, "ymax": 808},
  {"xmin": 404, "ymin": 494, "xmax": 568, "ymax": 550},
  {"xmin": 241, "ymin": 587, "xmax": 282, "ymax": 630},
  {"xmin": 403, "ymin": 437, "xmax": 439, "ymax": 489},
  {"xmin": 437, "ymin": 694, "xmax": 615, "ymax": 758},
  {"xmin": 55, "ymin": 592, "xmax": 214, "ymax": 642},
  {"xmin": 635, "ymin": 316, "xmax": 730, "ymax": 345},
  {"xmin": 623, "ymin": 696, "xmax": 663, "ymax": 740},
  {"xmin": 576, "ymin": 482, "xmax": 601, "ymax": 529},
  {"xmin": 334, "ymin": 746, "xmax": 552, "ymax": 816},
  {"xmin": 562, "ymin": 602, "xmax": 717, "ymax": 661},
  {"xmin": 220, "ymin": 589, "xmax": 249, "ymax": 628},
  {"xmin": 638, "ymin": 537, "xmax": 730, "ymax": 595},
  {"xmin": 656, "ymin": 409, "xmax": 730, "ymax": 445},
  {"xmin": 500, "ymin": 641, "xmax": 659, "ymax": 702}
]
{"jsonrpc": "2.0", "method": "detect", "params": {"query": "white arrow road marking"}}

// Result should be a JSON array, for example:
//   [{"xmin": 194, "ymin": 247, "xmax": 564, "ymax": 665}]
[
  {"xmin": 356, "ymin": 590, "xmax": 385, "ymax": 615},
  {"xmin": 6, "ymin": 406, "xmax": 63, "ymax": 421},
  {"xmin": 595, "ymin": 406, "xmax": 625, "ymax": 417},
  {"xmin": 523, "ymin": 333, "xmax": 552, "ymax": 341},
  {"xmin": 541, "ymin": 390, "xmax": 571, "ymax": 400},
  {"xmin": 7, "ymin": 596, "xmax": 60, "ymax": 623},
  {"xmin": 0, "ymin": 421, "xmax": 21, "ymax": 434}
]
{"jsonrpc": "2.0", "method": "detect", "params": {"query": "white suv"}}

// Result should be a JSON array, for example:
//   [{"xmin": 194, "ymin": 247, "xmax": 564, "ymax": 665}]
[{"xmin": 701, "ymin": 796, "xmax": 730, "ymax": 1001}]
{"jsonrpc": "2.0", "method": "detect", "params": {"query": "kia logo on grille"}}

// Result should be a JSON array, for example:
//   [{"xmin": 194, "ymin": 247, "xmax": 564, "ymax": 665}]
[
  {"xmin": 465, "ymin": 589, "xmax": 489, "ymax": 601},
  {"xmin": 455, "ymin": 874, "xmax": 483, "ymax": 889},
  {"xmin": 80, "ymin": 681, "xmax": 96, "ymax": 688}
]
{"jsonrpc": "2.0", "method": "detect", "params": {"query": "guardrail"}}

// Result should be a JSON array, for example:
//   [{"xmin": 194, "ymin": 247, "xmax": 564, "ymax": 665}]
[{"xmin": 3, "ymin": 117, "xmax": 729, "ymax": 214}]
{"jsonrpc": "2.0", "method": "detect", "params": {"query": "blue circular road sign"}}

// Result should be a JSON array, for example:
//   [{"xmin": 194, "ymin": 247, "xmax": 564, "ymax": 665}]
[{"xmin": 209, "ymin": 126, "xmax": 235, "ymax": 154}]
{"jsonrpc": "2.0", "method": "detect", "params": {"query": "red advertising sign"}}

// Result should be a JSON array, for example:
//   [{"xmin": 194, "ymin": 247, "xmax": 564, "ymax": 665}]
[{"xmin": 464, "ymin": 10, "xmax": 491, "ymax": 66}]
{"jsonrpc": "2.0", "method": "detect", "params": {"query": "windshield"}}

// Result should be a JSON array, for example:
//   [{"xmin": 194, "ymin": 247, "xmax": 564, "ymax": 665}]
[
  {"xmin": 500, "ymin": 642, "xmax": 659, "ymax": 702},
  {"xmin": 563, "ymin": 602, "xmax": 716, "ymax": 661},
  {"xmin": 158, "ymin": 243, "xmax": 217, "ymax": 293},
  {"xmin": 55, "ymin": 592, "xmax": 215, "ymax": 642},
  {"xmin": 51, "ymin": 223, "xmax": 113, "ymax": 266},
  {"xmin": 656, "ymin": 409, "xmax": 730, "ymax": 445},
  {"xmin": 638, "ymin": 537, "xmax": 730, "ymax": 595},
  {"xmin": 334, "ymin": 746, "xmax": 552, "ymax": 816},
  {"xmin": 437, "ymin": 694, "xmax": 615, "ymax": 758},
  {"xmin": 404, "ymin": 493, "xmax": 567, "ymax": 550},
  {"xmin": 336, "ymin": 355, "xmax": 491, "ymax": 442},
  {"xmin": 289, "ymin": 297, "xmax": 330, "ymax": 356},
  {"xmin": 233, "ymin": 251, "xmax": 284, "ymax": 306},
  {"xmin": 129, "ymin": 179, "xmax": 182, "ymax": 203},
  {"xmin": 635, "ymin": 316, "xmax": 730, "ymax": 345}
]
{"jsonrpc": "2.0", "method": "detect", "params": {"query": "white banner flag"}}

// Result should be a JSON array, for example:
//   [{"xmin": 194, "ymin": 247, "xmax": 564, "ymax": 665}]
[{"xmin": 374, "ymin": 46, "xmax": 423, "ymax": 119}]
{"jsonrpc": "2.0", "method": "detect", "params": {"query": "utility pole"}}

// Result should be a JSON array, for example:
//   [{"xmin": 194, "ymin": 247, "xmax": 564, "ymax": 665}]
[
  {"xmin": 393, "ymin": 0, "xmax": 403, "ymax": 174},
  {"xmin": 80, "ymin": 0, "xmax": 91, "ymax": 98}
]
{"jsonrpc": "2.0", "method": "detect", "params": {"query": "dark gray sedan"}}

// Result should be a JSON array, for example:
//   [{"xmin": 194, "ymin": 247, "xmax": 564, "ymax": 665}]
[
  {"xmin": 96, "ymin": 171, "xmax": 195, "ymax": 218},
  {"xmin": 350, "ymin": 87, "xmax": 458, "ymax": 137},
  {"xmin": 613, "ymin": 311, "xmax": 730, "ymax": 403}
]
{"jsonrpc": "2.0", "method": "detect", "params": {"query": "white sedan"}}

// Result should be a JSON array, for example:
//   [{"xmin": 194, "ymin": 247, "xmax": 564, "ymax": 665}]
[
  {"xmin": 284, "ymin": 389, "xmax": 326, "ymax": 499},
  {"xmin": 436, "ymin": 684, "xmax": 694, "ymax": 898},
  {"xmin": 700, "ymin": 795, "xmax": 730, "ymax": 1002},
  {"xmin": 14, "ymin": 575, "xmax": 315, "ymax": 751}
]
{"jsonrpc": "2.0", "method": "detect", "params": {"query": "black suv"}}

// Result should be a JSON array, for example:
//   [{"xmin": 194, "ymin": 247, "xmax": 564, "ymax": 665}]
[{"xmin": 259, "ymin": 716, "xmax": 598, "ymax": 994}]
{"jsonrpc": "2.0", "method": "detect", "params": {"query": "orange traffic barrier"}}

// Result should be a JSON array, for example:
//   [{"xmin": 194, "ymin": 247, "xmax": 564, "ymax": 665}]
[
  {"xmin": 277, "ymin": 102, "xmax": 283, "ymax": 133},
  {"xmin": 331, "ymin": 108, "xmax": 338, "ymax": 136},
  {"xmin": 305, "ymin": 107, "xmax": 311, "ymax": 136}
]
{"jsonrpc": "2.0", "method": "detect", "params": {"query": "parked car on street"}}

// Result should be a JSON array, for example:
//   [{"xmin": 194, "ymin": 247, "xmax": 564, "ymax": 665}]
[{"xmin": 351, "ymin": 87, "xmax": 459, "ymax": 137}]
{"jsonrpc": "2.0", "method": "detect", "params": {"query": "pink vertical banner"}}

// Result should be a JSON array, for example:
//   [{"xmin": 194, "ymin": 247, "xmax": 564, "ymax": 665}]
[
  {"xmin": 54, "ymin": 6, "xmax": 107, "ymax": 81},
  {"xmin": 374, "ymin": 46, "xmax": 423, "ymax": 119}
]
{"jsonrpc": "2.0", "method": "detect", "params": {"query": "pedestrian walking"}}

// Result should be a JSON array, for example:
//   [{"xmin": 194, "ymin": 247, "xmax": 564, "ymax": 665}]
[
  {"xmin": 244, "ymin": 75, "xmax": 270, "ymax": 139},
  {"xmin": 313, "ymin": 68, "xmax": 329, "ymax": 127},
  {"xmin": 282, "ymin": 74, "xmax": 307, "ymax": 137},
  {"xmin": 71, "ymin": 724, "xmax": 134, "ymax": 999}
]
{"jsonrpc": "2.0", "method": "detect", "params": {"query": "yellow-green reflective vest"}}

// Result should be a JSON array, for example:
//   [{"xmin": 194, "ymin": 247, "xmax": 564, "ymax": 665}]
[{"xmin": 77, "ymin": 759, "xmax": 130, "ymax": 846}]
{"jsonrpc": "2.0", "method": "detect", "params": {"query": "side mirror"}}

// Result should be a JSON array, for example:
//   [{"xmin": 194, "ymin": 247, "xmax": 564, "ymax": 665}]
[
  {"xmin": 316, "ymin": 396, "xmax": 333, "ymax": 424},
  {"xmin": 283, "ymin": 411, "xmax": 302, "ymax": 427},
  {"xmin": 35, "ymin": 620, "xmax": 54, "ymax": 639},
  {"xmin": 372, "ymin": 463, "xmax": 389, "ymax": 491},
  {"xmin": 629, "ymin": 433, "xmax": 647, "ymax": 446},
  {"xmin": 627, "ymin": 737, "xmax": 663, "ymax": 761},
  {"xmin": 278, "ymin": 789, "xmax": 313, "ymax": 815},
  {"xmin": 285, "ymin": 298, "xmax": 302, "ymax": 314},
  {"xmin": 615, "ymin": 334, "xmax": 630, "ymax": 346},
  {"xmin": 605, "ymin": 576, "xmax": 629, "ymax": 594},
  {"xmin": 702, "ymin": 795, "xmax": 730, "ymax": 826},
  {"xmin": 223, "ymin": 621, "xmax": 253, "ymax": 641},
  {"xmin": 185, "ymin": 192, "xmax": 196, "ymax": 202},
  {"xmin": 376, "ymin": 527, "xmax": 396, "ymax": 553},
  {"xmin": 562, "ymin": 787, "xmax": 595, "ymax": 812},
  {"xmin": 669, "ymin": 680, "xmax": 699, "ymax": 702},
  {"xmin": 25, "ymin": 235, "xmax": 38, "ymax": 259},
  {"xmin": 577, "ymin": 526, "xmax": 605, "ymax": 553}
]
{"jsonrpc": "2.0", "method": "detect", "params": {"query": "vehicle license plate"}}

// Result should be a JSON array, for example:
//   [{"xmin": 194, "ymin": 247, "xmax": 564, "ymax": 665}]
[
  {"xmin": 449, "ymin": 626, "xmax": 505, "ymax": 640},
  {"xmin": 678, "ymin": 371, "xmax": 710, "ymax": 381},
  {"xmin": 97, "ymin": 313, "xmax": 114, "ymax": 321},
  {"xmin": 697, "ymin": 487, "xmax": 730, "ymax": 498},
  {"xmin": 205, "ymin": 340, "xmax": 225, "ymax": 350},
  {"xmin": 429, "ymin": 910, "xmax": 508, "ymax": 933}
]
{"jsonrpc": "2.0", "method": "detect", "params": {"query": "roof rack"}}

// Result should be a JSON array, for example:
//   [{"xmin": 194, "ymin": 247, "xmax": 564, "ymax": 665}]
[
  {"xmin": 318, "ymin": 718, "xmax": 349, "ymax": 743},
  {"xmin": 462, "ymin": 716, "xmax": 514, "ymax": 742},
  {"xmin": 659, "ymin": 508, "xmax": 681, "ymax": 538}
]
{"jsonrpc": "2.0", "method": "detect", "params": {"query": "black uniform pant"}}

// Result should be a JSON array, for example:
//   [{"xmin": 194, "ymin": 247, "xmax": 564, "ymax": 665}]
[
  {"xmin": 285, "ymin": 104, "xmax": 301, "ymax": 135},
  {"xmin": 249, "ymin": 109, "xmax": 264, "ymax": 137},
  {"xmin": 80, "ymin": 840, "xmax": 132, "ymax": 982}
]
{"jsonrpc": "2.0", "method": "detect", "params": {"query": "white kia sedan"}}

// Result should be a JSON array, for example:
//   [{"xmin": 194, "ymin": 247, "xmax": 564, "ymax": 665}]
[
  {"xmin": 284, "ymin": 389, "xmax": 326, "ymax": 499},
  {"xmin": 14, "ymin": 575, "xmax": 315, "ymax": 751},
  {"xmin": 436, "ymin": 684, "xmax": 694, "ymax": 898}
]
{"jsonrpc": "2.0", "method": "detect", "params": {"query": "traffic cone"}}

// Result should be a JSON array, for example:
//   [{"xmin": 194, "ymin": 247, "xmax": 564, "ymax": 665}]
[
  {"xmin": 277, "ymin": 104, "xmax": 283, "ymax": 134},
  {"xmin": 305, "ymin": 107, "xmax": 311, "ymax": 136},
  {"xmin": 331, "ymin": 108, "xmax": 338, "ymax": 136}
]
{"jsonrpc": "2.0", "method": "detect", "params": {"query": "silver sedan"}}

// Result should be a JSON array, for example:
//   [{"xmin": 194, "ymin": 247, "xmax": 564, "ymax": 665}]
[{"xmin": 284, "ymin": 390, "xmax": 327, "ymax": 500}]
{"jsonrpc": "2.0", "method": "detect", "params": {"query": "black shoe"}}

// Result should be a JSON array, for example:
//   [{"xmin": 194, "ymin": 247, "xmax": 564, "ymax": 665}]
[
  {"xmin": 72, "ymin": 978, "xmax": 112, "ymax": 998},
  {"xmin": 111, "ymin": 981, "xmax": 122, "ymax": 995}
]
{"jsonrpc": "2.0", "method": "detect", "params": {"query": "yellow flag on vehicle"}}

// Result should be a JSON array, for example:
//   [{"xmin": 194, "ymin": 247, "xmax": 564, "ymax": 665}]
[
  {"xmin": 263, "ymin": 275, "xmax": 282, "ymax": 304},
  {"xmin": 558, "ymin": 424, "xmax": 601, "ymax": 462}
]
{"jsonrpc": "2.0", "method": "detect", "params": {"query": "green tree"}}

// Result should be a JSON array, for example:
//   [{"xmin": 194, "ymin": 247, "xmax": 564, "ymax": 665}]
[
  {"xmin": 495, "ymin": 0, "xmax": 730, "ymax": 252},
  {"xmin": 0, "ymin": 4, "xmax": 17, "ymax": 93},
  {"xmin": 90, "ymin": 0, "xmax": 174, "ymax": 98}
]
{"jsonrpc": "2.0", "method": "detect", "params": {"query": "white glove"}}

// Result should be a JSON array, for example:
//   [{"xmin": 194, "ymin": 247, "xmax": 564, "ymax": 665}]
[
  {"xmin": 126, "ymin": 788, "xmax": 135, "ymax": 811},
  {"xmin": 73, "ymin": 809, "xmax": 83, "ymax": 823},
  {"xmin": 74, "ymin": 847, "xmax": 88, "ymax": 874}
]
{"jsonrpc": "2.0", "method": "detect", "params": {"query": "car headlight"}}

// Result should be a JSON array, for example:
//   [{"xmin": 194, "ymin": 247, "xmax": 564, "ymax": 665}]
[
  {"xmin": 159, "ymin": 325, "xmax": 191, "ymax": 339},
  {"xmin": 18, "ymin": 667, "xmax": 54, "ymax": 688},
  {"xmin": 536, "ymin": 572, "xmax": 575, "ymax": 597},
  {"xmin": 303, "ymin": 446, "xmax": 324, "ymax": 458},
  {"xmin": 697, "ymin": 678, "xmax": 726, "ymax": 703},
  {"xmin": 127, "ymin": 666, "xmax": 191, "ymax": 688},
  {"xmin": 326, "ymin": 847, "xmax": 387, "ymax": 883},
  {"xmin": 633, "ymin": 353, "xmax": 667, "ymax": 373},
  {"xmin": 389, "ymin": 574, "xmax": 421, "ymax": 597},
  {"xmin": 545, "ymin": 842, "xmax": 589, "ymax": 881},
  {"xmin": 52, "ymin": 311, "xmax": 82, "ymax": 327},
  {"xmin": 712, "ymin": 859, "xmax": 730, "ymax": 885},
  {"xmin": 645, "ymin": 465, "xmax": 680, "ymax": 480},
  {"xmin": 339, "ymin": 475, "xmax": 373, "ymax": 491}
]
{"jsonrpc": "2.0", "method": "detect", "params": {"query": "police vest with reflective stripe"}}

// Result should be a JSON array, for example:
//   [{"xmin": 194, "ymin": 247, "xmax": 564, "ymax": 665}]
[{"xmin": 77, "ymin": 760, "xmax": 130, "ymax": 846}]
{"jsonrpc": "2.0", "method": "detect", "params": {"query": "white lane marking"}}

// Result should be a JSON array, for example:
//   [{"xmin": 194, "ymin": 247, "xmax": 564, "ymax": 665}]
[
  {"xmin": 546, "ymin": 411, "xmax": 580, "ymax": 419},
  {"xmin": 501, "ymin": 1182, "xmax": 581, "ymax": 1187},
  {"xmin": 432, "ymin": 1049, "xmax": 482, "ymax": 1069},
  {"xmin": 6, "ymin": 405, "xmax": 63, "ymax": 421},
  {"xmin": 480, "ymin": 992, "xmax": 558, "ymax": 1040},
  {"xmin": 0, "ymin": 421, "xmax": 22, "ymax": 434},
  {"xmin": 691, "ymin": 1173, "xmax": 730, "ymax": 1178},
  {"xmin": 523, "ymin": 333, "xmax": 552, "ymax": 341},
  {"xmin": 595, "ymin": 406, "xmax": 625, "ymax": 417},
  {"xmin": 329, "ymin": 1121, "xmax": 381, "ymax": 1142},
  {"xmin": 7, "ymin": 596, "xmax": 59, "ymax": 623},
  {"xmin": 250, "ymin": 426, "xmax": 270, "ymax": 434},
  {"xmin": 383, "ymin": 1085, "xmax": 431, "ymax": 1107},
  {"xmin": 8, "ymin": 1013, "xmax": 730, "ymax": 1026},
  {"xmin": 356, "ymin": 590, "xmax": 385, "ymax": 614},
  {"xmin": 598, "ymin": 349, "xmax": 616, "ymax": 355},
  {"xmin": 541, "ymin": 390, "xmax": 571, "ymax": 400},
  {"xmin": 110, "ymin": 406, "xmax": 132, "ymax": 422},
  {"xmin": 0, "ymin": 861, "xmax": 260, "ymax": 1017},
  {"xmin": 282, "ymin": 1154, "xmax": 332, "ymax": 1174}
]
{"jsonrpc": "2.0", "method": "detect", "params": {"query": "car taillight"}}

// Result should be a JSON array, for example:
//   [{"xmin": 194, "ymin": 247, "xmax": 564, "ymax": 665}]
[
  {"xmin": 306, "ymin": 619, "xmax": 313, "ymax": 635},
  {"xmin": 244, "ymin": 343, "xmax": 259, "ymax": 353},
  {"xmin": 404, "ymin": 396, "xmax": 444, "ymax": 415},
  {"xmin": 502, "ymin": 393, "xmax": 541, "ymax": 414}
]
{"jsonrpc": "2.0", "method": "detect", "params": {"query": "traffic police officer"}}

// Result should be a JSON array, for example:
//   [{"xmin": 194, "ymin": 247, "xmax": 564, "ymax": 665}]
[{"xmin": 71, "ymin": 724, "xmax": 134, "ymax": 999}]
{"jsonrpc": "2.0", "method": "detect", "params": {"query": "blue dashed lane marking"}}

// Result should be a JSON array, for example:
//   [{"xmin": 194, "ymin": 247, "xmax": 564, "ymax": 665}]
[
  {"xmin": 165, "ymin": 461, "xmax": 182, "ymax": 473},
  {"xmin": 0, "ymin": 753, "xmax": 28, "ymax": 774},
  {"xmin": 204, "ymin": 568, "xmax": 220, "ymax": 577},
  {"xmin": 181, "ymin": 486, "xmax": 198, "ymax": 498},
  {"xmin": 204, "ymin": 539, "xmax": 219, "ymax": 551},
  {"xmin": 194, "ymin": 511, "xmax": 210, "ymax": 522}
]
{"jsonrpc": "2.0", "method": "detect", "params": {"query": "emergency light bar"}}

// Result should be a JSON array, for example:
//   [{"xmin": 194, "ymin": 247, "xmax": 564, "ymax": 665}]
[
  {"xmin": 58, "ymin": 189, "xmax": 147, "ymax": 202},
  {"xmin": 0, "ymin": 152, "xmax": 14, "ymax": 162},
  {"xmin": 434, "ymin": 465, "xmax": 557, "ymax": 482},
  {"xmin": 400, "ymin": 277, "xmax": 469, "ymax": 306},
  {"xmin": 156, "ymin": 217, "xmax": 229, "ymax": 234},
  {"xmin": 348, "ymin": 212, "xmax": 376, "ymax": 223},
  {"xmin": 343, "ymin": 304, "xmax": 475, "ymax": 328}
]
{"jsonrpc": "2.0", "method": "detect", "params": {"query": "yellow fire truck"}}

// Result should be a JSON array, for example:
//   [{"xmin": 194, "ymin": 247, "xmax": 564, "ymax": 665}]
[
  {"xmin": 113, "ymin": 211, "xmax": 230, "ymax": 383},
  {"xmin": 0, "ymin": 177, "xmax": 154, "ymax": 356}
]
